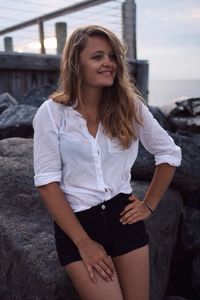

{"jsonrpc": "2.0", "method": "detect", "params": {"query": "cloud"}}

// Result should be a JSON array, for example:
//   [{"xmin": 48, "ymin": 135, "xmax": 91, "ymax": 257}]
[
  {"xmin": 138, "ymin": 45, "xmax": 200, "ymax": 80},
  {"xmin": 173, "ymin": 8, "xmax": 200, "ymax": 22}
]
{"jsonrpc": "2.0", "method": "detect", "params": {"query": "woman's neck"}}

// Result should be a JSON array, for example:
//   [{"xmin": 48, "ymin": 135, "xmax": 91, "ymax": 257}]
[
  {"xmin": 78, "ymin": 87, "xmax": 102, "ymax": 121},
  {"xmin": 82, "ymin": 87, "xmax": 102, "ymax": 107}
]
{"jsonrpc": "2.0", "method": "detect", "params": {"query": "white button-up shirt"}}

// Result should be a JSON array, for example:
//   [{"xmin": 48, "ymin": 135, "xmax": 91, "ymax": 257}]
[{"xmin": 33, "ymin": 99, "xmax": 181, "ymax": 212}]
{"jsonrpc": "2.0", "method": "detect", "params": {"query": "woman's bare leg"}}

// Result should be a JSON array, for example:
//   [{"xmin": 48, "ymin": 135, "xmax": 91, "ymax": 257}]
[
  {"xmin": 65, "ymin": 260, "xmax": 124, "ymax": 300},
  {"xmin": 113, "ymin": 245, "xmax": 150, "ymax": 300}
]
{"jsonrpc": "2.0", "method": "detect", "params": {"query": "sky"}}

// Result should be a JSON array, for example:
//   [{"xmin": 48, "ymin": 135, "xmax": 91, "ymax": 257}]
[
  {"xmin": 0, "ymin": 0, "xmax": 199, "ymax": 81},
  {"xmin": 137, "ymin": 0, "xmax": 200, "ymax": 80}
]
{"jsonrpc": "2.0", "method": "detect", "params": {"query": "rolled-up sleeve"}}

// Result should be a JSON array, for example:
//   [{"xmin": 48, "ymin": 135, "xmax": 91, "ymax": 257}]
[
  {"xmin": 137, "ymin": 102, "xmax": 182, "ymax": 166},
  {"xmin": 33, "ymin": 100, "xmax": 62, "ymax": 187}
]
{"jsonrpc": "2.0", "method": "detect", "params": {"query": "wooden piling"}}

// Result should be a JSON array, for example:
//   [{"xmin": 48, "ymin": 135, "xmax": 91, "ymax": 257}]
[
  {"xmin": 122, "ymin": 0, "xmax": 137, "ymax": 60},
  {"xmin": 38, "ymin": 20, "xmax": 45, "ymax": 54},
  {"xmin": 4, "ymin": 37, "xmax": 13, "ymax": 53},
  {"xmin": 128, "ymin": 60, "xmax": 149, "ymax": 103},
  {"xmin": 55, "ymin": 22, "xmax": 67, "ymax": 55}
]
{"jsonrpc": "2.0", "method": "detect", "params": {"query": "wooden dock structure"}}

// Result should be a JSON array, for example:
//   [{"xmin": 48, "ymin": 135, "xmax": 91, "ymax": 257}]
[
  {"xmin": 0, "ymin": 52, "xmax": 59, "ymax": 101},
  {"xmin": 0, "ymin": 52, "xmax": 148, "ymax": 102},
  {"xmin": 0, "ymin": 0, "xmax": 149, "ymax": 102}
]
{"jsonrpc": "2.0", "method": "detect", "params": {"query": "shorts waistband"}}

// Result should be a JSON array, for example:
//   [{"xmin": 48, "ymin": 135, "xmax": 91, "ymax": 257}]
[{"xmin": 75, "ymin": 193, "xmax": 132, "ymax": 217}]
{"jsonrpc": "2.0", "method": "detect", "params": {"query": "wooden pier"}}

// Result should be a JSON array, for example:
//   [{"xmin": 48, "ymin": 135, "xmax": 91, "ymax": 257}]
[
  {"xmin": 0, "ymin": 52, "xmax": 148, "ymax": 102},
  {"xmin": 0, "ymin": 0, "xmax": 149, "ymax": 102}
]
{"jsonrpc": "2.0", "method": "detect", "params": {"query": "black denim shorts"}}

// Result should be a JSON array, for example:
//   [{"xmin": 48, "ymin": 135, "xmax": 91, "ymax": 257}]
[{"xmin": 54, "ymin": 193, "xmax": 149, "ymax": 267}]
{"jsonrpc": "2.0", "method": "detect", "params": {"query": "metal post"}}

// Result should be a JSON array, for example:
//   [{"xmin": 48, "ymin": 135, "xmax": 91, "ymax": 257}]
[
  {"xmin": 38, "ymin": 20, "xmax": 45, "ymax": 54},
  {"xmin": 4, "ymin": 37, "xmax": 13, "ymax": 52},
  {"xmin": 122, "ymin": 0, "xmax": 137, "ymax": 60},
  {"xmin": 55, "ymin": 22, "xmax": 67, "ymax": 55}
]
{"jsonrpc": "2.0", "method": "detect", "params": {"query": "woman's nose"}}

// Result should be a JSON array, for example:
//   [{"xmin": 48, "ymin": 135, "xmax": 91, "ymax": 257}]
[{"xmin": 102, "ymin": 55, "xmax": 113, "ymax": 66}]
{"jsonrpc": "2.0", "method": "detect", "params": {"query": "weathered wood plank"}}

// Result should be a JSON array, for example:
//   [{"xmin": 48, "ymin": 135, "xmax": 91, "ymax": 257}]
[
  {"xmin": 0, "ymin": 70, "xmax": 9, "ymax": 94},
  {"xmin": 0, "ymin": 52, "xmax": 60, "ymax": 70}
]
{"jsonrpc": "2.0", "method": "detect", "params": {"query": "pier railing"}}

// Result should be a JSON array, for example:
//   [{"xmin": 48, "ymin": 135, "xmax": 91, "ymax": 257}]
[{"xmin": 0, "ymin": 0, "xmax": 148, "ymax": 102}]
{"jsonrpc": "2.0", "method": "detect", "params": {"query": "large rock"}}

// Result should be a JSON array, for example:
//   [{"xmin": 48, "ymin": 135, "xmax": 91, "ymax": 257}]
[
  {"xmin": 167, "ymin": 98, "xmax": 200, "ymax": 133},
  {"xmin": 19, "ymin": 84, "xmax": 57, "ymax": 107},
  {"xmin": 169, "ymin": 98, "xmax": 200, "ymax": 117},
  {"xmin": 132, "ymin": 132, "xmax": 200, "ymax": 193},
  {"xmin": 0, "ymin": 138, "xmax": 79, "ymax": 300},
  {"xmin": 0, "ymin": 104, "xmax": 37, "ymax": 140},
  {"xmin": 192, "ymin": 254, "xmax": 200, "ymax": 297},
  {"xmin": 167, "ymin": 203, "xmax": 200, "ymax": 300},
  {"xmin": 0, "ymin": 138, "xmax": 183, "ymax": 300},
  {"xmin": 0, "ymin": 92, "xmax": 18, "ymax": 115},
  {"xmin": 168, "ymin": 115, "xmax": 200, "ymax": 133},
  {"xmin": 181, "ymin": 207, "xmax": 200, "ymax": 298},
  {"xmin": 148, "ymin": 105, "xmax": 171, "ymax": 131},
  {"xmin": 131, "ymin": 182, "xmax": 183, "ymax": 300}
]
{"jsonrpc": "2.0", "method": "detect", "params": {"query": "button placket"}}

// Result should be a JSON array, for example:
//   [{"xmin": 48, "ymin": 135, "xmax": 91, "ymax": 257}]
[{"xmin": 91, "ymin": 139, "xmax": 106, "ymax": 190}]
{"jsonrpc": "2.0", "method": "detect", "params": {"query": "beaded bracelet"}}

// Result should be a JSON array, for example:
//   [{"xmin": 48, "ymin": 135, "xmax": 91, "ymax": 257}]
[{"xmin": 144, "ymin": 201, "xmax": 154, "ymax": 213}]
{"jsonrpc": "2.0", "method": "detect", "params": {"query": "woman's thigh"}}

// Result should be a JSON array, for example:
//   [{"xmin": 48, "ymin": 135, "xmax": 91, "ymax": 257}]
[
  {"xmin": 65, "ymin": 260, "xmax": 124, "ymax": 300},
  {"xmin": 113, "ymin": 245, "xmax": 150, "ymax": 300}
]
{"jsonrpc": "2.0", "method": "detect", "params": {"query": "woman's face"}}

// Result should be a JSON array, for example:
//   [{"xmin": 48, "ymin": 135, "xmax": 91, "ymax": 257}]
[{"xmin": 79, "ymin": 35, "xmax": 117, "ymax": 91}]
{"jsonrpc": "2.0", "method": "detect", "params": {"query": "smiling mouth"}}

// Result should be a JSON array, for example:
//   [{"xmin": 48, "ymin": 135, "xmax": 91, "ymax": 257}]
[{"xmin": 99, "ymin": 71, "xmax": 113, "ymax": 75}]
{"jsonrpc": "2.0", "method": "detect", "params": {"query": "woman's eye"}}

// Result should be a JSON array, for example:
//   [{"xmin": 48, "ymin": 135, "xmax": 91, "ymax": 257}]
[{"xmin": 92, "ymin": 55, "xmax": 102, "ymax": 60}]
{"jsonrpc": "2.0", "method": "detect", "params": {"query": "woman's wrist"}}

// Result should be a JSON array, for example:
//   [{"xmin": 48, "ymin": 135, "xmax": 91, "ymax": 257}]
[
  {"xmin": 143, "ymin": 201, "xmax": 154, "ymax": 213},
  {"xmin": 74, "ymin": 234, "xmax": 91, "ymax": 248}
]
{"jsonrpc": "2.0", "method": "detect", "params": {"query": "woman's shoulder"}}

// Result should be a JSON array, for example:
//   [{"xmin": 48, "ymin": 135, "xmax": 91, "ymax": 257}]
[
  {"xmin": 43, "ymin": 98, "xmax": 65, "ymax": 111},
  {"xmin": 134, "ymin": 99, "xmax": 152, "ymax": 119},
  {"xmin": 37, "ymin": 98, "xmax": 67, "ymax": 117},
  {"xmin": 33, "ymin": 98, "xmax": 68, "ymax": 129}
]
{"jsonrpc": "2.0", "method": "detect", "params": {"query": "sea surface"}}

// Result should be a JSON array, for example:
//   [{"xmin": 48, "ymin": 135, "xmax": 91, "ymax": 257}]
[{"xmin": 149, "ymin": 79, "xmax": 200, "ymax": 107}]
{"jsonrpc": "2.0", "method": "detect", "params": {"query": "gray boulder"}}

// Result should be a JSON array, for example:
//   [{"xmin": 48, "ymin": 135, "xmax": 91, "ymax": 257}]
[
  {"xmin": 0, "ymin": 92, "xmax": 18, "ymax": 115},
  {"xmin": 192, "ymin": 254, "xmax": 200, "ymax": 298},
  {"xmin": 19, "ymin": 84, "xmax": 57, "ymax": 107},
  {"xmin": 131, "ymin": 182, "xmax": 183, "ymax": 300},
  {"xmin": 0, "ymin": 104, "xmax": 37, "ymax": 140},
  {"xmin": 168, "ymin": 115, "xmax": 200, "ymax": 133},
  {"xmin": 0, "ymin": 138, "xmax": 79, "ymax": 300},
  {"xmin": 181, "ymin": 207, "xmax": 200, "ymax": 298},
  {"xmin": 132, "ymin": 103, "xmax": 200, "ymax": 192},
  {"xmin": 176, "ymin": 132, "xmax": 200, "ymax": 149},
  {"xmin": 148, "ymin": 105, "xmax": 171, "ymax": 131},
  {"xmin": 167, "ymin": 98, "xmax": 200, "ymax": 133},
  {"xmin": 182, "ymin": 208, "xmax": 200, "ymax": 252},
  {"xmin": 132, "ymin": 132, "xmax": 200, "ymax": 193},
  {"xmin": 0, "ymin": 138, "xmax": 183, "ymax": 300},
  {"xmin": 170, "ymin": 98, "xmax": 200, "ymax": 117}
]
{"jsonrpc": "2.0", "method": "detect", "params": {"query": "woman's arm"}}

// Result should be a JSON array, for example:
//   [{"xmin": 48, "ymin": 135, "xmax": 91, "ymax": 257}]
[
  {"xmin": 120, "ymin": 101, "xmax": 181, "ymax": 224},
  {"xmin": 38, "ymin": 182, "xmax": 90, "ymax": 244},
  {"xmin": 143, "ymin": 163, "xmax": 176, "ymax": 210},
  {"xmin": 38, "ymin": 182, "xmax": 115, "ymax": 283},
  {"xmin": 120, "ymin": 163, "xmax": 176, "ymax": 224}
]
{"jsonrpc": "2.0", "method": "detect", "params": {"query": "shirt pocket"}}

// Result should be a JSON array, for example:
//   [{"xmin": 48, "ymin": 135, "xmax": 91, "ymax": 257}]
[{"xmin": 106, "ymin": 136, "xmax": 124, "ymax": 153}]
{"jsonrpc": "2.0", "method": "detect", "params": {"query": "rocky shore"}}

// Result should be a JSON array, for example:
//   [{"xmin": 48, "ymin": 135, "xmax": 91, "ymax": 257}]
[{"xmin": 0, "ymin": 87, "xmax": 199, "ymax": 300}]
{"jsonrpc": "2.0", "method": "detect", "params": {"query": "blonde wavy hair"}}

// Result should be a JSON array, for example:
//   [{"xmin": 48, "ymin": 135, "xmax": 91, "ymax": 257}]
[{"xmin": 51, "ymin": 25, "xmax": 143, "ymax": 149}]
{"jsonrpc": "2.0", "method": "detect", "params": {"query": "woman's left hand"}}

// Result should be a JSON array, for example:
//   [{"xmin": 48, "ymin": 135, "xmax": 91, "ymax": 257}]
[{"xmin": 120, "ymin": 194, "xmax": 151, "ymax": 224}]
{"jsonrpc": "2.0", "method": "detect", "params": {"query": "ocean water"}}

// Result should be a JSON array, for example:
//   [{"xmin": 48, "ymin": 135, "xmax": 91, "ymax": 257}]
[{"xmin": 149, "ymin": 79, "xmax": 200, "ymax": 107}]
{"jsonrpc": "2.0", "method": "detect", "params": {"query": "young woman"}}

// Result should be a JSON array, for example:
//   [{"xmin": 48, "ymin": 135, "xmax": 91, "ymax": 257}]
[{"xmin": 33, "ymin": 25, "xmax": 181, "ymax": 300}]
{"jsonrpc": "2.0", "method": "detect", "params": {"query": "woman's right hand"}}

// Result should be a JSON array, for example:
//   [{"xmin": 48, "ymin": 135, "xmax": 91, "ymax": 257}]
[{"xmin": 77, "ymin": 238, "xmax": 115, "ymax": 283}]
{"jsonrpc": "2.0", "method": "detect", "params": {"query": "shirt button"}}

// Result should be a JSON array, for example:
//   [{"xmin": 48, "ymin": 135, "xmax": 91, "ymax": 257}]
[
  {"xmin": 105, "ymin": 188, "xmax": 107, "ymax": 192},
  {"xmin": 101, "ymin": 204, "xmax": 106, "ymax": 209}
]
